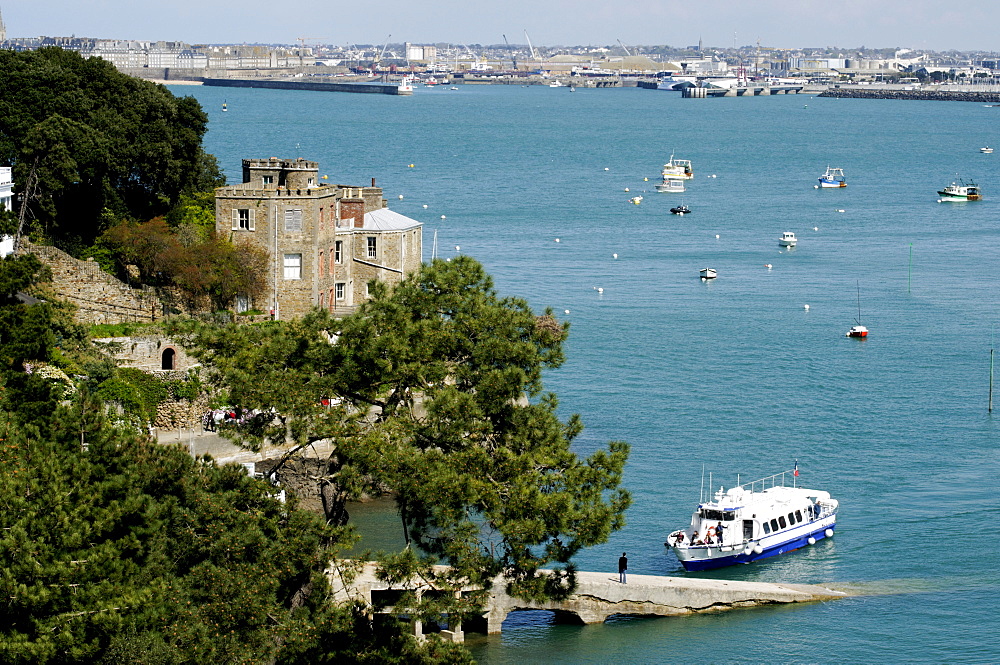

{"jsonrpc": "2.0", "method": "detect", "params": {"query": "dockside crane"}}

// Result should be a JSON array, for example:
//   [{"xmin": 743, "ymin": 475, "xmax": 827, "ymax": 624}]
[
  {"xmin": 617, "ymin": 38, "xmax": 632, "ymax": 57},
  {"xmin": 503, "ymin": 34, "xmax": 517, "ymax": 70},
  {"xmin": 524, "ymin": 30, "xmax": 538, "ymax": 61},
  {"xmin": 374, "ymin": 34, "xmax": 391, "ymax": 68}
]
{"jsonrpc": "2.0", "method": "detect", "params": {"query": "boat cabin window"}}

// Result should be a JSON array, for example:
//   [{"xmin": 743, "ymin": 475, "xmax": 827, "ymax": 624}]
[
  {"xmin": 699, "ymin": 509, "xmax": 737, "ymax": 521},
  {"xmin": 770, "ymin": 518, "xmax": 779, "ymax": 531},
  {"xmin": 795, "ymin": 510, "xmax": 803, "ymax": 523},
  {"xmin": 788, "ymin": 512, "xmax": 796, "ymax": 525},
  {"xmin": 762, "ymin": 522, "xmax": 771, "ymax": 534},
  {"xmin": 778, "ymin": 515, "xmax": 787, "ymax": 529}
]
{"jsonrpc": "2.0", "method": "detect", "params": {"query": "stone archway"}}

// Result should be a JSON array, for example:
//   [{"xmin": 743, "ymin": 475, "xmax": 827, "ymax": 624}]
[{"xmin": 161, "ymin": 347, "xmax": 176, "ymax": 370}]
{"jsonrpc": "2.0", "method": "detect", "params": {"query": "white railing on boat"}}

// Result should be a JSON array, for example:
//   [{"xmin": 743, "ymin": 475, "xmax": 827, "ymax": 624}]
[{"xmin": 737, "ymin": 470, "xmax": 798, "ymax": 494}]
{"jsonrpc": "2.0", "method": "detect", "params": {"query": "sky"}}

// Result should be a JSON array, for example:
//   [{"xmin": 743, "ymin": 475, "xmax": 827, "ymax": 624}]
[{"xmin": 3, "ymin": 0, "xmax": 998, "ymax": 52}]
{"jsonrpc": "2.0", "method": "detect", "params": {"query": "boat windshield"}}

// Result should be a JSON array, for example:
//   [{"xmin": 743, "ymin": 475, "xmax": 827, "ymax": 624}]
[{"xmin": 699, "ymin": 509, "xmax": 737, "ymax": 520}]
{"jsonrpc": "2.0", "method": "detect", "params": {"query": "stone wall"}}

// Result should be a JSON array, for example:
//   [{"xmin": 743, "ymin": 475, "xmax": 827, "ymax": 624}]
[
  {"xmin": 21, "ymin": 243, "xmax": 166, "ymax": 324},
  {"xmin": 155, "ymin": 394, "xmax": 211, "ymax": 430},
  {"xmin": 93, "ymin": 335, "xmax": 198, "ymax": 372}
]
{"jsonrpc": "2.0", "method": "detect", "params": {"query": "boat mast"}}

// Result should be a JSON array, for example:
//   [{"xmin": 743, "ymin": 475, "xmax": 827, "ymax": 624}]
[{"xmin": 856, "ymin": 280, "xmax": 862, "ymax": 326}]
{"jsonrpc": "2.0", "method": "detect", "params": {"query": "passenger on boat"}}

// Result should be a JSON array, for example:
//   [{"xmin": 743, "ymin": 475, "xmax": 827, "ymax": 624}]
[
  {"xmin": 716, "ymin": 522, "xmax": 726, "ymax": 544},
  {"xmin": 673, "ymin": 532, "xmax": 685, "ymax": 545},
  {"xmin": 812, "ymin": 503, "xmax": 821, "ymax": 519}
]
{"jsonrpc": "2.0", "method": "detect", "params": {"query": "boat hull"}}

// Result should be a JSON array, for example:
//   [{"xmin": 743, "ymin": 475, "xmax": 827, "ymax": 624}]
[
  {"xmin": 818, "ymin": 180, "xmax": 846, "ymax": 188},
  {"xmin": 673, "ymin": 518, "xmax": 836, "ymax": 571}
]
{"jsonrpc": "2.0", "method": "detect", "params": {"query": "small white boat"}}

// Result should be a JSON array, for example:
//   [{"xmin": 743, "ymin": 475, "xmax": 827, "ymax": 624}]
[
  {"xmin": 629, "ymin": 195, "xmax": 643, "ymax": 205},
  {"xmin": 699, "ymin": 268, "xmax": 717, "ymax": 279},
  {"xmin": 655, "ymin": 177, "xmax": 685, "ymax": 193},
  {"xmin": 662, "ymin": 154, "xmax": 694, "ymax": 180},
  {"xmin": 778, "ymin": 231, "xmax": 797, "ymax": 247},
  {"xmin": 846, "ymin": 283, "xmax": 868, "ymax": 338},
  {"xmin": 549, "ymin": 80, "xmax": 564, "ymax": 88},
  {"xmin": 937, "ymin": 180, "xmax": 981, "ymax": 201},
  {"xmin": 817, "ymin": 166, "xmax": 846, "ymax": 188},
  {"xmin": 981, "ymin": 146, "xmax": 993, "ymax": 153},
  {"xmin": 666, "ymin": 467, "xmax": 838, "ymax": 571},
  {"xmin": 222, "ymin": 100, "xmax": 228, "ymax": 112}
]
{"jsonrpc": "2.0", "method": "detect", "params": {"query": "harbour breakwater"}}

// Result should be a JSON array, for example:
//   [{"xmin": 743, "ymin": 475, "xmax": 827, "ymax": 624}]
[
  {"xmin": 819, "ymin": 88, "xmax": 1000, "ymax": 103},
  {"xmin": 202, "ymin": 77, "xmax": 411, "ymax": 95}
]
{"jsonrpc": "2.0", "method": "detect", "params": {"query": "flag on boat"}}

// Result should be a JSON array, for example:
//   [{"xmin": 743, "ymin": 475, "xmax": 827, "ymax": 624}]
[{"xmin": 793, "ymin": 460, "xmax": 799, "ymax": 477}]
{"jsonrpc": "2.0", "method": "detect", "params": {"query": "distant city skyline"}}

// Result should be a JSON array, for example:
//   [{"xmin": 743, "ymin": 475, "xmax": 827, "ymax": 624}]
[{"xmin": 3, "ymin": 1, "xmax": 998, "ymax": 52}]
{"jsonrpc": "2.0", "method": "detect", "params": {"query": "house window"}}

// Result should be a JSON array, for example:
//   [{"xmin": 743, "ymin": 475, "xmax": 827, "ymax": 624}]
[
  {"xmin": 367, "ymin": 237, "xmax": 377, "ymax": 258},
  {"xmin": 329, "ymin": 288, "xmax": 335, "ymax": 310},
  {"xmin": 335, "ymin": 240, "xmax": 343, "ymax": 264},
  {"xmin": 232, "ymin": 208, "xmax": 254, "ymax": 231},
  {"xmin": 283, "ymin": 253, "xmax": 302, "ymax": 280},
  {"xmin": 262, "ymin": 175, "xmax": 274, "ymax": 185},
  {"xmin": 284, "ymin": 209, "xmax": 303, "ymax": 233},
  {"xmin": 318, "ymin": 292, "xmax": 325, "ymax": 309},
  {"xmin": 319, "ymin": 251, "xmax": 324, "ymax": 278},
  {"xmin": 335, "ymin": 283, "xmax": 345, "ymax": 300}
]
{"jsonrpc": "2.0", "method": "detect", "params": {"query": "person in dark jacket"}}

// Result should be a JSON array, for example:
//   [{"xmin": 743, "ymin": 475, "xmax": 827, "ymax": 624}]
[{"xmin": 618, "ymin": 552, "xmax": 628, "ymax": 583}]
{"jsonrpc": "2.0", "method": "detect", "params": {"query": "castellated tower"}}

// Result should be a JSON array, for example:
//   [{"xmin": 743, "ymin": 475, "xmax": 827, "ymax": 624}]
[{"xmin": 215, "ymin": 157, "xmax": 423, "ymax": 320}]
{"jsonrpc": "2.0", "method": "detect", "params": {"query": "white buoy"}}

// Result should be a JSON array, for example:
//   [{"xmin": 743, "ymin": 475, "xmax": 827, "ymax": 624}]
[
  {"xmin": 564, "ymin": 309, "xmax": 570, "ymax": 314},
  {"xmin": 604, "ymin": 167, "xmax": 610, "ymax": 171},
  {"xmin": 765, "ymin": 264, "xmax": 772, "ymax": 269},
  {"xmin": 804, "ymin": 304, "xmax": 809, "ymax": 309},
  {"xmin": 837, "ymin": 209, "xmax": 845, "ymax": 213},
  {"xmin": 712, "ymin": 174, "xmax": 717, "ymax": 178},
  {"xmin": 555, "ymin": 238, "xmax": 560, "ymax": 242},
  {"xmin": 715, "ymin": 234, "xmax": 720, "ymax": 239},
  {"xmin": 440, "ymin": 215, "xmax": 446, "ymax": 219},
  {"xmin": 398, "ymin": 194, "xmax": 404, "ymax": 200},
  {"xmin": 814, "ymin": 185, "xmax": 819, "ymax": 189},
  {"xmin": 423, "ymin": 204, "xmax": 428, "ymax": 209},
  {"xmin": 643, "ymin": 177, "xmax": 648, "ymax": 181},
  {"xmin": 814, "ymin": 227, "xmax": 819, "ymax": 231},
  {"xmin": 624, "ymin": 187, "xmax": 630, "ymax": 192},
  {"xmin": 612, "ymin": 253, "xmax": 618, "ymax": 259},
  {"xmin": 455, "ymin": 245, "xmax": 460, "ymax": 251},
  {"xmin": 597, "ymin": 287, "xmax": 604, "ymax": 294}
]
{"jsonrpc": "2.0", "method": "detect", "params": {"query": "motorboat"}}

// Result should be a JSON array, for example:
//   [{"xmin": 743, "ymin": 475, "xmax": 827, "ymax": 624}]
[
  {"xmin": 981, "ymin": 146, "xmax": 994, "ymax": 153},
  {"xmin": 699, "ymin": 268, "xmax": 717, "ymax": 279},
  {"xmin": 662, "ymin": 154, "xmax": 694, "ymax": 180},
  {"xmin": 937, "ymin": 180, "xmax": 981, "ymax": 201},
  {"xmin": 665, "ymin": 468, "xmax": 838, "ymax": 572},
  {"xmin": 629, "ymin": 195, "xmax": 643, "ymax": 205},
  {"xmin": 778, "ymin": 231, "xmax": 797, "ymax": 247},
  {"xmin": 222, "ymin": 100, "xmax": 228, "ymax": 112},
  {"xmin": 817, "ymin": 166, "xmax": 846, "ymax": 188},
  {"xmin": 670, "ymin": 205, "xmax": 691, "ymax": 215},
  {"xmin": 846, "ymin": 282, "xmax": 868, "ymax": 338},
  {"xmin": 549, "ymin": 80, "xmax": 564, "ymax": 88},
  {"xmin": 655, "ymin": 177, "xmax": 685, "ymax": 193}
]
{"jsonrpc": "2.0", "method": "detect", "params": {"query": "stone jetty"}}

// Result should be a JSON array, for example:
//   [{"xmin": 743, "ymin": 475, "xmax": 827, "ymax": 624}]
[
  {"xmin": 329, "ymin": 562, "xmax": 848, "ymax": 642},
  {"xmin": 819, "ymin": 88, "xmax": 1000, "ymax": 103}
]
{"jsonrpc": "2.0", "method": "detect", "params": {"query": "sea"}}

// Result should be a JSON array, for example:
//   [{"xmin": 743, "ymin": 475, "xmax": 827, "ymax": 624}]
[{"xmin": 173, "ymin": 82, "xmax": 1000, "ymax": 664}]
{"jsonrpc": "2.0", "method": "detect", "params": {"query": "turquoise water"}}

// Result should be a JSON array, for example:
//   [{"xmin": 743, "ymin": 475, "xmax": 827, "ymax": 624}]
[{"xmin": 176, "ymin": 83, "xmax": 1000, "ymax": 663}]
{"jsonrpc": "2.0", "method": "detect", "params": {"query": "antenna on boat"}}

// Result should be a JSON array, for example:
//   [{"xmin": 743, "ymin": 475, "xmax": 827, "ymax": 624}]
[
  {"xmin": 700, "ymin": 465, "xmax": 705, "ymax": 503},
  {"xmin": 855, "ymin": 280, "xmax": 862, "ymax": 326},
  {"xmin": 990, "ymin": 325, "xmax": 994, "ymax": 413}
]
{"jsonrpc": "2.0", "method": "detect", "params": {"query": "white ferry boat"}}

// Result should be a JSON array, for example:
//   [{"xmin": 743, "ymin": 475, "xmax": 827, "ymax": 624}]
[
  {"xmin": 666, "ymin": 468, "xmax": 838, "ymax": 571},
  {"xmin": 817, "ymin": 166, "xmax": 847, "ymax": 188},
  {"xmin": 662, "ymin": 154, "xmax": 694, "ymax": 180}
]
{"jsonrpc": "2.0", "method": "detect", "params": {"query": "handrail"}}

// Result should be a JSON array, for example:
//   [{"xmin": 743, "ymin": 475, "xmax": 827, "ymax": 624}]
[{"xmin": 736, "ymin": 469, "xmax": 797, "ymax": 493}]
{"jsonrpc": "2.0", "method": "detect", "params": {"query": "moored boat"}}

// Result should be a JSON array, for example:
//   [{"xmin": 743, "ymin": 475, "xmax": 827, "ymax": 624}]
[
  {"xmin": 662, "ymin": 154, "xmax": 694, "ymax": 180},
  {"xmin": 670, "ymin": 205, "xmax": 691, "ymax": 215},
  {"xmin": 699, "ymin": 268, "xmax": 717, "ymax": 279},
  {"xmin": 778, "ymin": 231, "xmax": 797, "ymax": 246},
  {"xmin": 665, "ymin": 467, "xmax": 838, "ymax": 572},
  {"xmin": 655, "ymin": 177, "xmax": 685, "ymax": 193},
  {"xmin": 981, "ymin": 146, "xmax": 993, "ymax": 153},
  {"xmin": 846, "ymin": 324, "xmax": 868, "ymax": 338},
  {"xmin": 937, "ymin": 180, "xmax": 981, "ymax": 201},
  {"xmin": 817, "ymin": 166, "xmax": 846, "ymax": 188}
]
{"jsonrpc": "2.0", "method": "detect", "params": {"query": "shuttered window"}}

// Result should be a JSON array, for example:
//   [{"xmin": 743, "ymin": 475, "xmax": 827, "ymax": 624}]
[
  {"xmin": 232, "ymin": 209, "xmax": 254, "ymax": 230},
  {"xmin": 284, "ymin": 209, "xmax": 303, "ymax": 233},
  {"xmin": 283, "ymin": 253, "xmax": 302, "ymax": 280}
]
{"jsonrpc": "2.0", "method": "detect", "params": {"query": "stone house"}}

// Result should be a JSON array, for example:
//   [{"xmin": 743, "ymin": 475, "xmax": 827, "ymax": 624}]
[{"xmin": 215, "ymin": 158, "xmax": 423, "ymax": 320}]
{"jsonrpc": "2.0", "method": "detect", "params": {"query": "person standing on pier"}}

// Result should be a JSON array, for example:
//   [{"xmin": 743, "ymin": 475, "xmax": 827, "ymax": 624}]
[{"xmin": 618, "ymin": 552, "xmax": 628, "ymax": 583}]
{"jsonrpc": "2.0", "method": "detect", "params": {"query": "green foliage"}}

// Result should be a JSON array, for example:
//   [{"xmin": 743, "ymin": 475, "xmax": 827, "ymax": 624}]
[
  {"xmin": 94, "ymin": 367, "xmax": 200, "ymax": 425},
  {"xmin": 101, "ymin": 218, "xmax": 268, "ymax": 310},
  {"xmin": 168, "ymin": 256, "xmax": 632, "ymax": 608},
  {"xmin": 0, "ymin": 395, "xmax": 463, "ymax": 664},
  {"xmin": 0, "ymin": 47, "xmax": 220, "ymax": 249}
]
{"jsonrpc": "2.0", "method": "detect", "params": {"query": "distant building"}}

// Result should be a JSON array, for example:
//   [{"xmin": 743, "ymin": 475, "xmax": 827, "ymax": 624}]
[
  {"xmin": 215, "ymin": 158, "xmax": 422, "ymax": 320},
  {"xmin": 0, "ymin": 166, "xmax": 12, "ymax": 212}
]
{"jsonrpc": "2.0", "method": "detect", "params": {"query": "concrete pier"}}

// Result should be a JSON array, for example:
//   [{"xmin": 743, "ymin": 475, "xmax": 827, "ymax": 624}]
[{"xmin": 329, "ymin": 562, "xmax": 848, "ymax": 642}]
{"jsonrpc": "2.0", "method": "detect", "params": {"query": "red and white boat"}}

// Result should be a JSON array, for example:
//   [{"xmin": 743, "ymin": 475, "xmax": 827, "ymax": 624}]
[{"xmin": 846, "ymin": 283, "xmax": 868, "ymax": 338}]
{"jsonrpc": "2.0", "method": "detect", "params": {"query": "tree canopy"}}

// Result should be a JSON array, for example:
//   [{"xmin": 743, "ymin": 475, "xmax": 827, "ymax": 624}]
[
  {"xmin": 168, "ymin": 256, "xmax": 632, "ymax": 602},
  {"xmin": 0, "ymin": 47, "xmax": 222, "ymax": 251}
]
